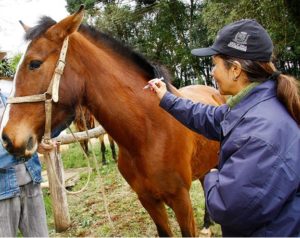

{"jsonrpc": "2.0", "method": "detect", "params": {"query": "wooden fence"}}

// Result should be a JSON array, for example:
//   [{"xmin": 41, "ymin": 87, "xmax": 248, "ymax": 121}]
[{"xmin": 43, "ymin": 126, "xmax": 106, "ymax": 232}]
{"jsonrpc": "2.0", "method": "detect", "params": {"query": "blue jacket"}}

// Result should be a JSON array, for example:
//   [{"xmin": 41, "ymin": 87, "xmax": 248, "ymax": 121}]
[
  {"xmin": 160, "ymin": 80, "xmax": 300, "ymax": 236},
  {"xmin": 0, "ymin": 92, "xmax": 42, "ymax": 200},
  {"xmin": 0, "ymin": 145, "xmax": 42, "ymax": 200}
]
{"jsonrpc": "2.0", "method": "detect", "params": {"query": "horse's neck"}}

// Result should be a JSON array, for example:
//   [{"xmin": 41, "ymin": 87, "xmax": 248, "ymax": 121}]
[{"xmin": 72, "ymin": 34, "xmax": 154, "ymax": 147}]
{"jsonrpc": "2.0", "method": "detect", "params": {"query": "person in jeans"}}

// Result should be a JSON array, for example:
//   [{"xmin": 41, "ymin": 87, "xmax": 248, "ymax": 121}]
[
  {"xmin": 147, "ymin": 19, "xmax": 300, "ymax": 236},
  {"xmin": 0, "ymin": 90, "xmax": 48, "ymax": 237}
]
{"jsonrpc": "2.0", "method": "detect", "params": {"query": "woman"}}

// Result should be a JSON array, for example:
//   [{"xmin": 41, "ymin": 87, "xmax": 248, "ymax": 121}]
[{"xmin": 147, "ymin": 19, "xmax": 300, "ymax": 236}]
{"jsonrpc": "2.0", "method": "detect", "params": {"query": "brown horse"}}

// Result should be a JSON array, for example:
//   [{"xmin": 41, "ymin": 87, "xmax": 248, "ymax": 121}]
[
  {"xmin": 0, "ymin": 7, "xmax": 224, "ymax": 236},
  {"xmin": 74, "ymin": 106, "xmax": 117, "ymax": 164}
]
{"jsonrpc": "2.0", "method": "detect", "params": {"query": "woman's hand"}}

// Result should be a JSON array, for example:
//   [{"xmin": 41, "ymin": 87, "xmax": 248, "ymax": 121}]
[{"xmin": 147, "ymin": 78, "xmax": 167, "ymax": 99}]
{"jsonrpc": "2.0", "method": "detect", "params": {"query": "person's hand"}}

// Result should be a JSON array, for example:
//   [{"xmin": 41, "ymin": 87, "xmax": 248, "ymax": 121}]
[
  {"xmin": 37, "ymin": 140, "xmax": 57, "ymax": 154},
  {"xmin": 147, "ymin": 78, "xmax": 167, "ymax": 99}
]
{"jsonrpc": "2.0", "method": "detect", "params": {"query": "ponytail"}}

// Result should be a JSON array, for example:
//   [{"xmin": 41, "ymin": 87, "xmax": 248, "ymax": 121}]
[{"xmin": 276, "ymin": 74, "xmax": 300, "ymax": 125}]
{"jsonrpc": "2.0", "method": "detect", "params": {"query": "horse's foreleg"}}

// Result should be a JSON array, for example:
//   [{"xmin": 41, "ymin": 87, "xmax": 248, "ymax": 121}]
[
  {"xmin": 99, "ymin": 134, "xmax": 107, "ymax": 165},
  {"xmin": 138, "ymin": 194, "xmax": 173, "ymax": 237},
  {"xmin": 166, "ymin": 188, "xmax": 197, "ymax": 237},
  {"xmin": 108, "ymin": 135, "xmax": 117, "ymax": 162},
  {"xmin": 84, "ymin": 140, "xmax": 89, "ymax": 154},
  {"xmin": 80, "ymin": 140, "xmax": 89, "ymax": 155},
  {"xmin": 118, "ymin": 153, "xmax": 172, "ymax": 236}
]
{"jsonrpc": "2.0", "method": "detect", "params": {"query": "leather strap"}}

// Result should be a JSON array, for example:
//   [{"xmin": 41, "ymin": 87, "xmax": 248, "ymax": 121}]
[
  {"xmin": 7, "ymin": 94, "xmax": 47, "ymax": 104},
  {"xmin": 7, "ymin": 37, "xmax": 69, "ymax": 142}
]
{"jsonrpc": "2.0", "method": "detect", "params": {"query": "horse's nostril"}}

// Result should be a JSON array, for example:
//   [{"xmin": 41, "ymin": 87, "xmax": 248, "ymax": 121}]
[
  {"xmin": 2, "ymin": 133, "xmax": 12, "ymax": 149},
  {"xmin": 26, "ymin": 136, "xmax": 34, "ymax": 151},
  {"xmin": 1, "ymin": 133, "xmax": 32, "ymax": 158}
]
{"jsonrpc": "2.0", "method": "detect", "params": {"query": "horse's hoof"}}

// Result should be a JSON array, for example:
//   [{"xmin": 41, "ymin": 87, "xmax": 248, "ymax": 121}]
[{"xmin": 199, "ymin": 227, "xmax": 212, "ymax": 237}]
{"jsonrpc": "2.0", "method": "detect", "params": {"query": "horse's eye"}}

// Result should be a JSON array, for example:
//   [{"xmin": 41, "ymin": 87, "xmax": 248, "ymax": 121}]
[{"xmin": 29, "ymin": 60, "xmax": 43, "ymax": 70}]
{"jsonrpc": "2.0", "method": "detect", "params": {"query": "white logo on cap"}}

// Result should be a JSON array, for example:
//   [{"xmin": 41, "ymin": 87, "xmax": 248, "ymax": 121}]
[{"xmin": 228, "ymin": 31, "xmax": 249, "ymax": 52}]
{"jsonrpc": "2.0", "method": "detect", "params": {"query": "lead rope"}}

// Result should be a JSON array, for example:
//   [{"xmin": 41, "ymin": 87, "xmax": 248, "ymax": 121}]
[
  {"xmin": 78, "ymin": 105, "xmax": 114, "ymax": 232},
  {"xmin": 46, "ymin": 106, "xmax": 114, "ymax": 233},
  {"xmin": 46, "ymin": 129, "xmax": 93, "ymax": 195}
]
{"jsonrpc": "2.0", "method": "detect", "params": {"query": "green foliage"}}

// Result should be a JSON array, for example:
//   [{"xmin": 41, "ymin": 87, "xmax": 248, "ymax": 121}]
[
  {"xmin": 66, "ymin": 0, "xmax": 98, "ymax": 14},
  {"xmin": 66, "ymin": 0, "xmax": 215, "ymax": 86},
  {"xmin": 0, "ymin": 53, "xmax": 22, "ymax": 78},
  {"xmin": 202, "ymin": 0, "xmax": 300, "ymax": 77},
  {"xmin": 60, "ymin": 143, "xmax": 89, "ymax": 168},
  {"xmin": 285, "ymin": 0, "xmax": 300, "ymax": 29},
  {"xmin": 0, "ymin": 59, "xmax": 14, "ymax": 78},
  {"xmin": 43, "ymin": 190, "xmax": 54, "ymax": 227},
  {"xmin": 10, "ymin": 53, "xmax": 22, "ymax": 72},
  {"xmin": 65, "ymin": 0, "xmax": 300, "ymax": 86}
]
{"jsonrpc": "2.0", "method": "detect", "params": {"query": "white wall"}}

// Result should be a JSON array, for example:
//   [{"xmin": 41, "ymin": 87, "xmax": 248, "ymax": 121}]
[{"xmin": 0, "ymin": 79, "xmax": 13, "ymax": 97}]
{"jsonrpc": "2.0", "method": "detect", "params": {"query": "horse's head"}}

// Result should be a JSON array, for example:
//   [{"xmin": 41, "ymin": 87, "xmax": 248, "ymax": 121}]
[{"xmin": 0, "ymin": 6, "xmax": 85, "ymax": 158}]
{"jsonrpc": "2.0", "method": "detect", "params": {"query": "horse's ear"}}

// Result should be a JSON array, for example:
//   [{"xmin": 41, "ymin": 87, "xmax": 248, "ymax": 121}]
[
  {"xmin": 46, "ymin": 5, "xmax": 85, "ymax": 41},
  {"xmin": 19, "ymin": 20, "xmax": 31, "ymax": 32}
]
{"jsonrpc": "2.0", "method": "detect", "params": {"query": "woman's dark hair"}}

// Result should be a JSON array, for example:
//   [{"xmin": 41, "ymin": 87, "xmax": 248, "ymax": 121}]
[{"xmin": 219, "ymin": 54, "xmax": 300, "ymax": 125}]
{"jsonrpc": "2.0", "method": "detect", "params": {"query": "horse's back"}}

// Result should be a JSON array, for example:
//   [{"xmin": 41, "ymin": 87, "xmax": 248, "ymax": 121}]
[{"xmin": 179, "ymin": 85, "xmax": 226, "ymax": 105}]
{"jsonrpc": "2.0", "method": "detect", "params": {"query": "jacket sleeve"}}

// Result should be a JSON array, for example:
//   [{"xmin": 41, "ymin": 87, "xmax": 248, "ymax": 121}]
[
  {"xmin": 204, "ymin": 135, "xmax": 299, "ymax": 231},
  {"xmin": 159, "ymin": 91, "xmax": 228, "ymax": 140}
]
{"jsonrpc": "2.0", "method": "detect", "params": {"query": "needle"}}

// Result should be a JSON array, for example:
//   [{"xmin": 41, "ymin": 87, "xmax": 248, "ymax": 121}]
[{"xmin": 143, "ymin": 77, "xmax": 164, "ymax": 90}]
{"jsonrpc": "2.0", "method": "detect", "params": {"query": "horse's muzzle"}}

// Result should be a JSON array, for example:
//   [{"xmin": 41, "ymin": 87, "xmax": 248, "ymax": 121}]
[{"xmin": 1, "ymin": 132, "xmax": 36, "ymax": 159}]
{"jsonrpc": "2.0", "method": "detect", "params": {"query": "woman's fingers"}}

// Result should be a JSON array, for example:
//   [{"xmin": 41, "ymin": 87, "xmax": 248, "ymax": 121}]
[
  {"xmin": 149, "ymin": 81, "xmax": 159, "ymax": 91},
  {"xmin": 144, "ymin": 78, "xmax": 167, "ymax": 99},
  {"xmin": 149, "ymin": 81, "xmax": 167, "ymax": 99}
]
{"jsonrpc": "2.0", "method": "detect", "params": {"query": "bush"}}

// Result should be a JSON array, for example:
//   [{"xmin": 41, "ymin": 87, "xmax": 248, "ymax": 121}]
[{"xmin": 0, "ymin": 53, "xmax": 22, "ymax": 78}]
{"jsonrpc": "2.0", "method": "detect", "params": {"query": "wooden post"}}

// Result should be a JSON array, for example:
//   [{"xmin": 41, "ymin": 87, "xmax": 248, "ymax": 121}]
[
  {"xmin": 43, "ymin": 147, "xmax": 70, "ymax": 232},
  {"xmin": 42, "ymin": 126, "xmax": 106, "ymax": 232}
]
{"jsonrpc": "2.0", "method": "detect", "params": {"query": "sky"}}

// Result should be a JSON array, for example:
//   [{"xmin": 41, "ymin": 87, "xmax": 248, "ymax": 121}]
[{"xmin": 0, "ymin": 0, "xmax": 69, "ymax": 56}]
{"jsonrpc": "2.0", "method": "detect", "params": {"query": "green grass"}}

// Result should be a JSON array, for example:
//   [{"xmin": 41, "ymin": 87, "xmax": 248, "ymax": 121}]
[{"xmin": 43, "ymin": 141, "xmax": 221, "ymax": 237}]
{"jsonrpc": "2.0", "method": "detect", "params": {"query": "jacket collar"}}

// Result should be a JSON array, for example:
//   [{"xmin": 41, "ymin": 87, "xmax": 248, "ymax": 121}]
[
  {"xmin": 226, "ymin": 82, "xmax": 261, "ymax": 109},
  {"xmin": 221, "ymin": 80, "xmax": 277, "ymax": 137}
]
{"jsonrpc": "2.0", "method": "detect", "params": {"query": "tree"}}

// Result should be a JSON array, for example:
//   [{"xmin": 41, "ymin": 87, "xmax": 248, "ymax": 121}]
[
  {"xmin": 202, "ymin": 0, "xmax": 300, "ymax": 78},
  {"xmin": 66, "ymin": 0, "xmax": 299, "ymax": 85},
  {"xmin": 284, "ymin": 0, "xmax": 300, "ymax": 29},
  {"xmin": 66, "ymin": 0, "xmax": 213, "ymax": 87}
]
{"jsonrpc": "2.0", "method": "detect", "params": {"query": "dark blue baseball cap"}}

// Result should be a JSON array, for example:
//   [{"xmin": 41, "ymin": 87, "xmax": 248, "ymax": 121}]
[{"xmin": 191, "ymin": 19, "xmax": 273, "ymax": 61}]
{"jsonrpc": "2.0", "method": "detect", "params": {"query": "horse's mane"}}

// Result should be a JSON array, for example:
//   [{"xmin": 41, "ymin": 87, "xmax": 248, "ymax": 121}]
[
  {"xmin": 24, "ymin": 16, "xmax": 172, "ymax": 86},
  {"xmin": 79, "ymin": 24, "xmax": 159, "ymax": 79},
  {"xmin": 25, "ymin": 16, "xmax": 56, "ymax": 41}
]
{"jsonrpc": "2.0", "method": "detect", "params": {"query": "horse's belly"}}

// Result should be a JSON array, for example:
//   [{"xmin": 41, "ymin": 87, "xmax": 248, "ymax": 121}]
[
  {"xmin": 117, "ymin": 149, "xmax": 192, "ymax": 197},
  {"xmin": 190, "ymin": 133, "xmax": 219, "ymax": 180}
]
